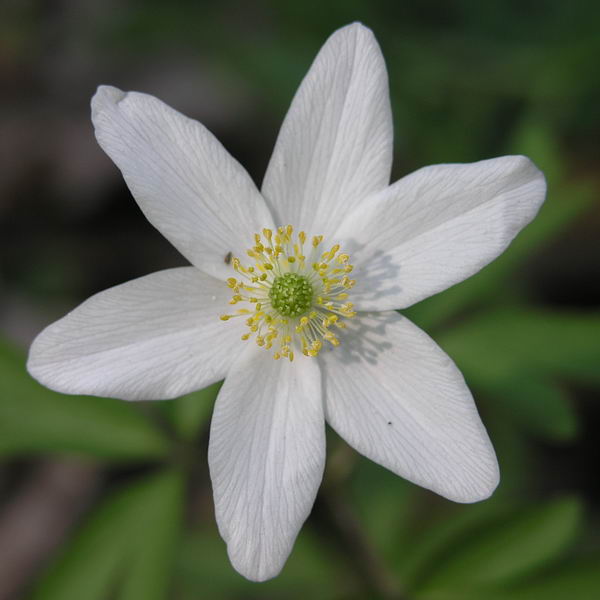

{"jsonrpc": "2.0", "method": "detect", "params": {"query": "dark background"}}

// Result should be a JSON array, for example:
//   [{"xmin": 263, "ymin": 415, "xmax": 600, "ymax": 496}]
[{"xmin": 1, "ymin": 1, "xmax": 599, "ymax": 598}]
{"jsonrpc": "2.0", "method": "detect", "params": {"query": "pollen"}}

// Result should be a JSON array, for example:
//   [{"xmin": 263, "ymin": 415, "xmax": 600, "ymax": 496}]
[{"xmin": 219, "ymin": 225, "xmax": 356, "ymax": 361}]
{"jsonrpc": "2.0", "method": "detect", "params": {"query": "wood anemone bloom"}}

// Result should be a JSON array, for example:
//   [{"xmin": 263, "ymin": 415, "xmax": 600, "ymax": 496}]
[{"xmin": 27, "ymin": 23, "xmax": 546, "ymax": 582}]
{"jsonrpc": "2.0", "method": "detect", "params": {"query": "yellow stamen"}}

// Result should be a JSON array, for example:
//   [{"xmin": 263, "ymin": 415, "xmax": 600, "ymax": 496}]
[{"xmin": 220, "ymin": 225, "xmax": 357, "ymax": 359}]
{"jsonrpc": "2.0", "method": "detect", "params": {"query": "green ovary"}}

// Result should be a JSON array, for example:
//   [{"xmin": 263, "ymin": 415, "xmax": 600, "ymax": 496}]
[{"xmin": 269, "ymin": 273, "xmax": 313, "ymax": 317}]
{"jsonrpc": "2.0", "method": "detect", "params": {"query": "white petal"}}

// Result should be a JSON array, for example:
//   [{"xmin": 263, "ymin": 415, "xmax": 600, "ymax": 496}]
[
  {"xmin": 320, "ymin": 311, "xmax": 499, "ymax": 503},
  {"xmin": 261, "ymin": 23, "xmax": 393, "ymax": 239},
  {"xmin": 209, "ymin": 345, "xmax": 324, "ymax": 581},
  {"xmin": 335, "ymin": 156, "xmax": 546, "ymax": 310},
  {"xmin": 27, "ymin": 268, "xmax": 244, "ymax": 401},
  {"xmin": 92, "ymin": 86, "xmax": 274, "ymax": 280}
]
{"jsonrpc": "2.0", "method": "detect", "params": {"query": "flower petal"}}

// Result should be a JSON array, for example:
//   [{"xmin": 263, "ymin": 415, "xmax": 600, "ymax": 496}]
[
  {"xmin": 27, "ymin": 268, "xmax": 243, "ymax": 400},
  {"xmin": 335, "ymin": 156, "xmax": 546, "ymax": 310},
  {"xmin": 209, "ymin": 345, "xmax": 324, "ymax": 581},
  {"xmin": 320, "ymin": 311, "xmax": 499, "ymax": 503},
  {"xmin": 261, "ymin": 23, "xmax": 393, "ymax": 239},
  {"xmin": 92, "ymin": 86, "xmax": 274, "ymax": 280}
]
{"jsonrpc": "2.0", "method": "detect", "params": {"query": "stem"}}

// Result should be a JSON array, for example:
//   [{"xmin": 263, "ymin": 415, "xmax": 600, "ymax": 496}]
[{"xmin": 313, "ymin": 443, "xmax": 408, "ymax": 600}]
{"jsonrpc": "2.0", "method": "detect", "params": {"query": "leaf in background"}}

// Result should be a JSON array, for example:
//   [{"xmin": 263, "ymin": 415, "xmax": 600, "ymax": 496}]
[
  {"xmin": 396, "ymin": 499, "xmax": 513, "ymax": 591},
  {"xmin": 437, "ymin": 309, "xmax": 600, "ymax": 442},
  {"xmin": 177, "ymin": 526, "xmax": 339, "ymax": 600},
  {"xmin": 493, "ymin": 554, "xmax": 600, "ymax": 600},
  {"xmin": 439, "ymin": 309, "xmax": 600, "ymax": 386},
  {"xmin": 33, "ymin": 469, "xmax": 183, "ymax": 600},
  {"xmin": 415, "ymin": 554, "xmax": 600, "ymax": 600},
  {"xmin": 509, "ymin": 114, "xmax": 564, "ymax": 186},
  {"xmin": 166, "ymin": 381, "xmax": 221, "ymax": 441},
  {"xmin": 492, "ymin": 377, "xmax": 578, "ymax": 442},
  {"xmin": 0, "ymin": 339, "xmax": 168, "ymax": 460},
  {"xmin": 117, "ymin": 470, "xmax": 184, "ymax": 600},
  {"xmin": 350, "ymin": 455, "xmax": 416, "ymax": 557},
  {"xmin": 415, "ymin": 496, "xmax": 582, "ymax": 597}
]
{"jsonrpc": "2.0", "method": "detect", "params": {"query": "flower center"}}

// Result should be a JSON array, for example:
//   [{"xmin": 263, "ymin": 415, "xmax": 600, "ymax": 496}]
[
  {"xmin": 220, "ymin": 225, "xmax": 356, "ymax": 361},
  {"xmin": 269, "ymin": 273, "xmax": 313, "ymax": 317}
]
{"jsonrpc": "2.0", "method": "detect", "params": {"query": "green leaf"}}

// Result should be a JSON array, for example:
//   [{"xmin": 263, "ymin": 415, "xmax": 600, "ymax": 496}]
[
  {"xmin": 166, "ymin": 381, "xmax": 221, "ymax": 441},
  {"xmin": 33, "ymin": 469, "xmax": 183, "ymax": 600},
  {"xmin": 492, "ymin": 377, "xmax": 578, "ymax": 442},
  {"xmin": 118, "ymin": 470, "xmax": 184, "ymax": 600},
  {"xmin": 509, "ymin": 115, "xmax": 564, "ymax": 186},
  {"xmin": 417, "ymin": 496, "xmax": 582, "ymax": 595},
  {"xmin": 177, "ymin": 526, "xmax": 338, "ymax": 600},
  {"xmin": 439, "ymin": 309, "xmax": 600, "ymax": 385},
  {"xmin": 416, "ymin": 554, "xmax": 600, "ymax": 600},
  {"xmin": 496, "ymin": 554, "xmax": 600, "ymax": 600},
  {"xmin": 0, "ymin": 340, "xmax": 168, "ymax": 459}
]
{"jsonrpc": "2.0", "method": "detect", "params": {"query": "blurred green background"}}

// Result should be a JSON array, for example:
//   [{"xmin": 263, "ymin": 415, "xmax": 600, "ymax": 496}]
[{"xmin": 1, "ymin": 0, "xmax": 599, "ymax": 598}]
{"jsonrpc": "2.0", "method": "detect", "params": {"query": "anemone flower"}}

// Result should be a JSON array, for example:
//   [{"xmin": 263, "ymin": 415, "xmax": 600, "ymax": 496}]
[{"xmin": 28, "ymin": 23, "xmax": 546, "ymax": 581}]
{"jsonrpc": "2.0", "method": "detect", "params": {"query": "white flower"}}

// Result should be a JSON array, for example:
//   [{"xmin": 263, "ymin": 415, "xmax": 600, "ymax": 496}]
[{"xmin": 27, "ymin": 23, "xmax": 546, "ymax": 581}]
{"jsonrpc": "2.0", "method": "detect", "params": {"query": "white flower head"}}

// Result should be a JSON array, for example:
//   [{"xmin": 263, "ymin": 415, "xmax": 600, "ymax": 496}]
[{"xmin": 27, "ymin": 23, "xmax": 546, "ymax": 581}]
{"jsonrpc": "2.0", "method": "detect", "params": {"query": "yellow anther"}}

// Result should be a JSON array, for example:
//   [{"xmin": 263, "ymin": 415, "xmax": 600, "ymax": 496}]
[
  {"xmin": 299, "ymin": 231, "xmax": 306, "ymax": 244},
  {"xmin": 241, "ymin": 333, "xmax": 250, "ymax": 340},
  {"xmin": 324, "ymin": 332, "xmax": 340, "ymax": 346},
  {"xmin": 227, "ymin": 277, "xmax": 237, "ymax": 288},
  {"xmin": 220, "ymin": 315, "xmax": 231, "ymax": 321},
  {"xmin": 287, "ymin": 256, "xmax": 296, "ymax": 263},
  {"xmin": 263, "ymin": 228, "xmax": 272, "ymax": 240}
]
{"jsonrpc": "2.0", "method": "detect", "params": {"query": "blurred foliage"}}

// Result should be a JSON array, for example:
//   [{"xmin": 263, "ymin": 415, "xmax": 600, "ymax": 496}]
[
  {"xmin": 32, "ymin": 469, "xmax": 183, "ymax": 600},
  {"xmin": 0, "ymin": 341, "xmax": 168, "ymax": 459},
  {"xmin": 1, "ymin": 0, "xmax": 599, "ymax": 598}
]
